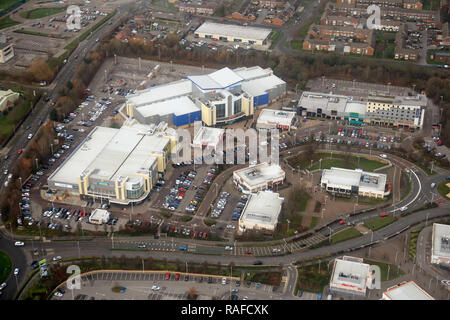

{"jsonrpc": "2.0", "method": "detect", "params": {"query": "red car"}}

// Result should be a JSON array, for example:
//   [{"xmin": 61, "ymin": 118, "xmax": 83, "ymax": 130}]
[
  {"xmin": 194, "ymin": 230, "xmax": 199, "ymax": 237},
  {"xmin": 202, "ymin": 232, "xmax": 207, "ymax": 239},
  {"xmin": 380, "ymin": 213, "xmax": 388, "ymax": 217},
  {"xmin": 339, "ymin": 220, "xmax": 345, "ymax": 225},
  {"xmin": 175, "ymin": 273, "xmax": 180, "ymax": 281},
  {"xmin": 17, "ymin": 149, "xmax": 23, "ymax": 155},
  {"xmin": 245, "ymin": 250, "xmax": 252, "ymax": 255},
  {"xmin": 165, "ymin": 272, "xmax": 170, "ymax": 280},
  {"xmin": 74, "ymin": 55, "xmax": 78, "ymax": 59}
]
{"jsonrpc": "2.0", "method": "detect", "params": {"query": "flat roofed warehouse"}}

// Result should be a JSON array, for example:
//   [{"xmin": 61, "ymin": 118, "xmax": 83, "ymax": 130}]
[
  {"xmin": 431, "ymin": 223, "xmax": 450, "ymax": 266},
  {"xmin": 194, "ymin": 21, "xmax": 272, "ymax": 45},
  {"xmin": 320, "ymin": 167, "xmax": 388, "ymax": 198},
  {"xmin": 233, "ymin": 162, "xmax": 285, "ymax": 194},
  {"xmin": 382, "ymin": 281, "xmax": 434, "ymax": 300},
  {"xmin": 330, "ymin": 256, "xmax": 373, "ymax": 296},
  {"xmin": 48, "ymin": 123, "xmax": 171, "ymax": 205},
  {"xmin": 238, "ymin": 191, "xmax": 284, "ymax": 233}
]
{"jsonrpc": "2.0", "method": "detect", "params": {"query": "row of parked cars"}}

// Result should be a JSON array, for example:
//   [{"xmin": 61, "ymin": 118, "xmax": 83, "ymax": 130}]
[
  {"xmin": 210, "ymin": 191, "xmax": 230, "ymax": 218},
  {"xmin": 336, "ymin": 128, "xmax": 399, "ymax": 143},
  {"xmin": 166, "ymin": 224, "xmax": 208, "ymax": 239},
  {"xmin": 18, "ymin": 183, "xmax": 33, "ymax": 226},
  {"xmin": 232, "ymin": 195, "xmax": 249, "ymax": 221},
  {"xmin": 163, "ymin": 171, "xmax": 194, "ymax": 211}
]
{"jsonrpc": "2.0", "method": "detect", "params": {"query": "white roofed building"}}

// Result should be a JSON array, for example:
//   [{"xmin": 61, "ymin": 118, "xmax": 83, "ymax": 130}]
[
  {"xmin": 431, "ymin": 223, "xmax": 450, "ymax": 266},
  {"xmin": 330, "ymin": 256, "xmax": 373, "ymax": 297},
  {"xmin": 233, "ymin": 162, "xmax": 285, "ymax": 194},
  {"xmin": 89, "ymin": 209, "xmax": 110, "ymax": 225},
  {"xmin": 48, "ymin": 123, "xmax": 172, "ymax": 205},
  {"xmin": 194, "ymin": 21, "xmax": 272, "ymax": 46},
  {"xmin": 320, "ymin": 167, "xmax": 389, "ymax": 198},
  {"xmin": 382, "ymin": 281, "xmax": 434, "ymax": 300},
  {"xmin": 238, "ymin": 191, "xmax": 284, "ymax": 233},
  {"xmin": 256, "ymin": 109, "xmax": 297, "ymax": 131},
  {"xmin": 125, "ymin": 66, "xmax": 286, "ymax": 127},
  {"xmin": 192, "ymin": 124, "xmax": 224, "ymax": 149}
]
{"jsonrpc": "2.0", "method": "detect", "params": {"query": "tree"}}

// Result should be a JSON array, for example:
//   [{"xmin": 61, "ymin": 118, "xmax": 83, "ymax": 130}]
[{"xmin": 28, "ymin": 58, "xmax": 54, "ymax": 82}]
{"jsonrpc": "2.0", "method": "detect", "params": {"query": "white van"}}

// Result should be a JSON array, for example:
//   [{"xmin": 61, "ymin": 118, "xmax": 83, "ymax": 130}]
[{"xmin": 431, "ymin": 183, "xmax": 436, "ymax": 188}]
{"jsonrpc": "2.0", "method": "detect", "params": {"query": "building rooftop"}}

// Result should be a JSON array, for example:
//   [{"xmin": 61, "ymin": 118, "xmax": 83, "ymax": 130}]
[
  {"xmin": 192, "ymin": 125, "xmax": 224, "ymax": 148},
  {"xmin": 257, "ymin": 109, "xmax": 296, "ymax": 126},
  {"xmin": 241, "ymin": 74, "xmax": 285, "ymax": 96},
  {"xmin": 188, "ymin": 67, "xmax": 244, "ymax": 90},
  {"xmin": 321, "ymin": 167, "xmax": 386, "ymax": 193},
  {"xmin": 135, "ymin": 95, "xmax": 200, "ymax": 118},
  {"xmin": 127, "ymin": 79, "xmax": 193, "ymax": 107},
  {"xmin": 194, "ymin": 21, "xmax": 272, "ymax": 42},
  {"xmin": 431, "ymin": 223, "xmax": 450, "ymax": 261},
  {"xmin": 240, "ymin": 191, "xmax": 284, "ymax": 226},
  {"xmin": 299, "ymin": 92, "xmax": 350, "ymax": 113},
  {"xmin": 49, "ymin": 124, "xmax": 170, "ymax": 187},
  {"xmin": 234, "ymin": 162, "xmax": 285, "ymax": 188},
  {"xmin": 330, "ymin": 256, "xmax": 371, "ymax": 292},
  {"xmin": 383, "ymin": 281, "xmax": 434, "ymax": 300},
  {"xmin": 234, "ymin": 66, "xmax": 273, "ymax": 81}
]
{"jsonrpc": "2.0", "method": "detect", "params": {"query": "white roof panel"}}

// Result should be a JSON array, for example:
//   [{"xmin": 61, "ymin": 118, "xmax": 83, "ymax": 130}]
[
  {"xmin": 188, "ymin": 67, "xmax": 243, "ymax": 90},
  {"xmin": 195, "ymin": 21, "xmax": 272, "ymax": 41},
  {"xmin": 241, "ymin": 191, "xmax": 283, "ymax": 226},
  {"xmin": 134, "ymin": 96, "xmax": 200, "ymax": 118},
  {"xmin": 383, "ymin": 281, "xmax": 434, "ymax": 300}
]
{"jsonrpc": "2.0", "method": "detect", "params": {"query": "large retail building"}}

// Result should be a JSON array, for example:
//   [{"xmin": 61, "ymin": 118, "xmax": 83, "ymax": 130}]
[
  {"xmin": 47, "ymin": 123, "xmax": 176, "ymax": 205},
  {"xmin": 124, "ymin": 66, "xmax": 286, "ymax": 127}
]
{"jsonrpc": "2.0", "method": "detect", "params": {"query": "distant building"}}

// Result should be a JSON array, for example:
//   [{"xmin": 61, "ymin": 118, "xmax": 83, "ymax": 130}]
[
  {"xmin": 320, "ymin": 167, "xmax": 389, "ymax": 199},
  {"xmin": 256, "ymin": 109, "xmax": 297, "ymax": 131},
  {"xmin": 431, "ymin": 223, "xmax": 450, "ymax": 266},
  {"xmin": 238, "ymin": 190, "xmax": 284, "ymax": 233},
  {"xmin": 0, "ymin": 89, "xmax": 19, "ymax": 111},
  {"xmin": 194, "ymin": 21, "xmax": 272, "ymax": 46},
  {"xmin": 89, "ymin": 209, "xmax": 110, "ymax": 225},
  {"xmin": 329, "ymin": 256, "xmax": 373, "ymax": 297},
  {"xmin": 433, "ymin": 51, "xmax": 450, "ymax": 64},
  {"xmin": 0, "ymin": 42, "xmax": 14, "ymax": 64},
  {"xmin": 233, "ymin": 162, "xmax": 285, "ymax": 194},
  {"xmin": 382, "ymin": 281, "xmax": 434, "ymax": 300}
]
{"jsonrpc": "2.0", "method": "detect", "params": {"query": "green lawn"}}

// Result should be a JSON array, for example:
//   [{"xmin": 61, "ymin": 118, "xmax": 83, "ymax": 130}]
[
  {"xmin": 309, "ymin": 216, "xmax": 319, "ymax": 229},
  {"xmin": 19, "ymin": 7, "xmax": 65, "ymax": 19},
  {"xmin": 330, "ymin": 227, "xmax": 362, "ymax": 244},
  {"xmin": 291, "ymin": 40, "xmax": 303, "ymax": 50},
  {"xmin": 364, "ymin": 259, "xmax": 404, "ymax": 281},
  {"xmin": 0, "ymin": 251, "xmax": 12, "ymax": 283},
  {"xmin": 0, "ymin": 15, "xmax": 20, "ymax": 30},
  {"xmin": 0, "ymin": 95, "xmax": 35, "ymax": 145},
  {"xmin": 296, "ymin": 262, "xmax": 331, "ymax": 293},
  {"xmin": 0, "ymin": 0, "xmax": 21, "ymax": 11},
  {"xmin": 437, "ymin": 181, "xmax": 450, "ymax": 200},
  {"xmin": 288, "ymin": 152, "xmax": 386, "ymax": 172},
  {"xmin": 364, "ymin": 216, "xmax": 397, "ymax": 231}
]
